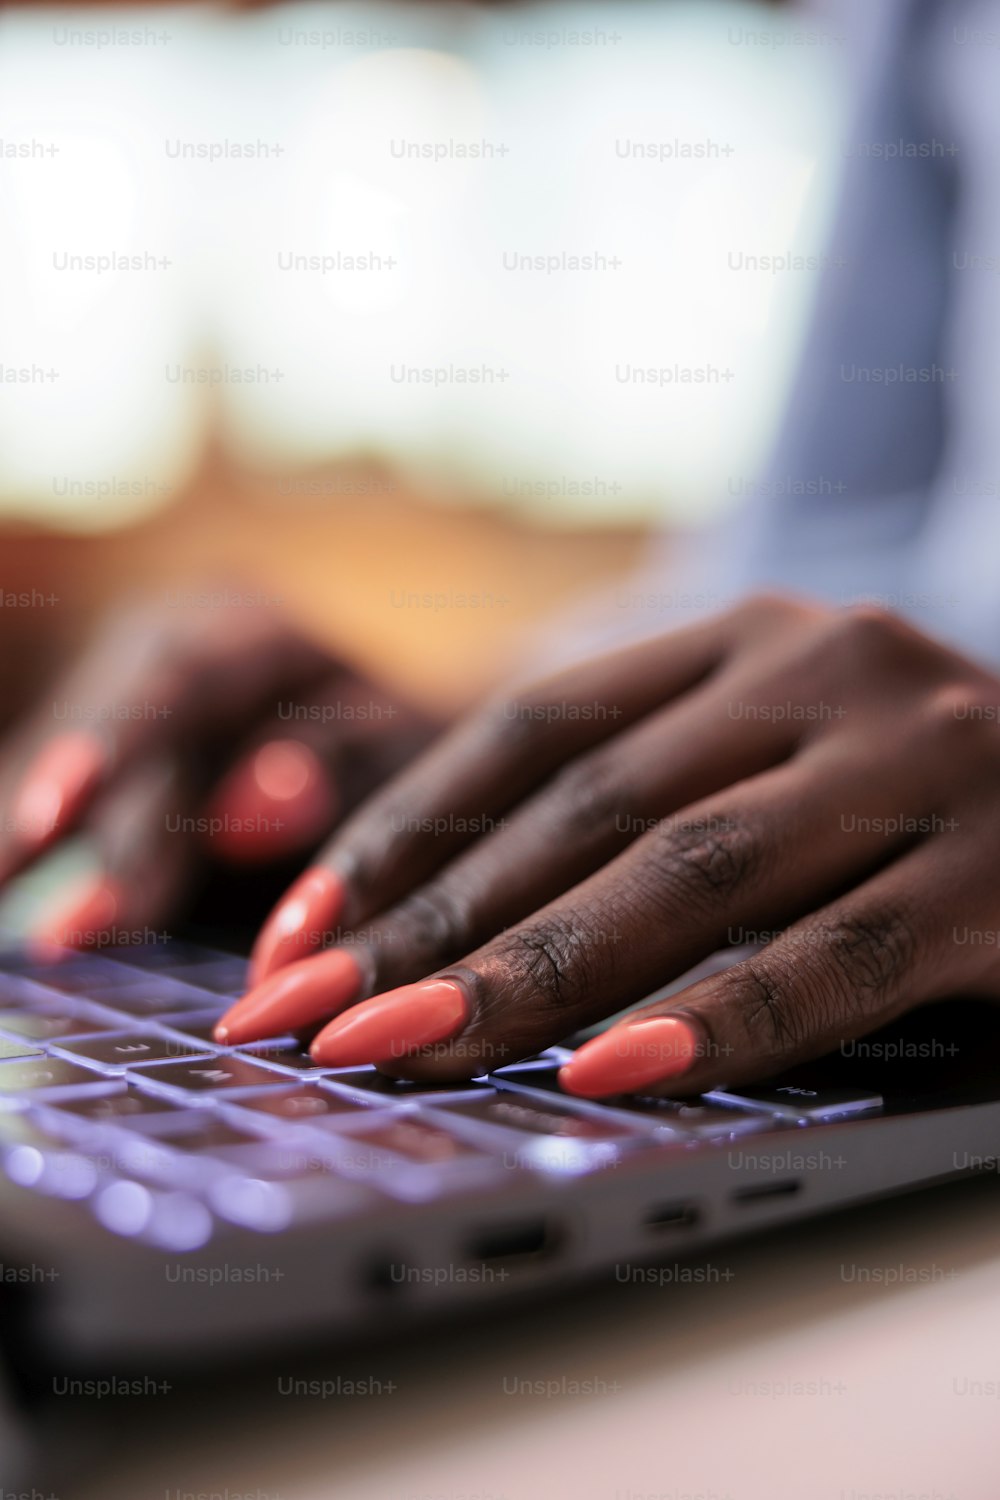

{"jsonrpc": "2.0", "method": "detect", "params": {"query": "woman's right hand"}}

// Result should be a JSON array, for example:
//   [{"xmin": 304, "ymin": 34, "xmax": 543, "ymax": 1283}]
[{"xmin": 0, "ymin": 585, "xmax": 439, "ymax": 954}]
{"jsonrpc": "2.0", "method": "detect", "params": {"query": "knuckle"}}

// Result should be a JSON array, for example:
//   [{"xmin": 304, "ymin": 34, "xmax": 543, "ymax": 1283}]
[
  {"xmin": 919, "ymin": 681, "xmax": 1000, "ymax": 753},
  {"xmin": 489, "ymin": 911, "xmax": 595, "ymax": 1014},
  {"xmin": 736, "ymin": 954, "xmax": 808, "ymax": 1051},
  {"xmin": 825, "ymin": 603, "xmax": 917, "ymax": 663},
  {"xmin": 822, "ymin": 905, "xmax": 918, "ymax": 1001},
  {"xmin": 637, "ymin": 814, "xmax": 763, "ymax": 918},
  {"xmin": 728, "ymin": 902, "xmax": 918, "ymax": 1057},
  {"xmin": 738, "ymin": 591, "xmax": 804, "ymax": 626},
  {"xmin": 790, "ymin": 605, "xmax": 928, "ymax": 700}
]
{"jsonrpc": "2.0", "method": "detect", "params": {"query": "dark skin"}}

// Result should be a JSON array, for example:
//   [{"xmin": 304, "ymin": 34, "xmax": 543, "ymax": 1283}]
[
  {"xmin": 10, "ymin": 0, "xmax": 968, "ymax": 1095},
  {"xmin": 0, "ymin": 592, "xmax": 437, "ymax": 934},
  {"xmin": 227, "ymin": 595, "xmax": 1000, "ymax": 1095}
]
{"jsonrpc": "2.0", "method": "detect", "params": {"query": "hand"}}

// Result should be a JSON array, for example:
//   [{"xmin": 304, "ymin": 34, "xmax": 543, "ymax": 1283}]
[
  {"xmin": 0, "ymin": 585, "xmax": 437, "ymax": 953},
  {"xmin": 218, "ymin": 595, "xmax": 1000, "ymax": 1098}
]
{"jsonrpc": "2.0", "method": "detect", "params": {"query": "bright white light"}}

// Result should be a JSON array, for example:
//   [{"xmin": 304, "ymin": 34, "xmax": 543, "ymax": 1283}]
[{"xmin": 0, "ymin": 2, "xmax": 842, "ymax": 528}]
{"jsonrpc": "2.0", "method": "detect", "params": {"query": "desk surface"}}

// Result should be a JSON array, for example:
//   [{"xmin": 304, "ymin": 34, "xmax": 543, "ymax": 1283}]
[{"xmin": 65, "ymin": 1173, "xmax": 1000, "ymax": 1500}]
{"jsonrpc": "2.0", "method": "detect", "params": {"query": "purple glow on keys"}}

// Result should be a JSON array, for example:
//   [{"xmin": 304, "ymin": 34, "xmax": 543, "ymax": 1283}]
[
  {"xmin": 211, "ymin": 1176, "xmax": 292, "ymax": 1233},
  {"xmin": 145, "ymin": 1192, "xmax": 213, "ymax": 1251},
  {"xmin": 95, "ymin": 1180, "xmax": 154, "ymax": 1237},
  {"xmin": 5, "ymin": 1143, "xmax": 99, "ymax": 1198}
]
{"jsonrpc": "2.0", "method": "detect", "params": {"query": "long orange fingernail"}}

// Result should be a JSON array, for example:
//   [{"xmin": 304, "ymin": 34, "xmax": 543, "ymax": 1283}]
[
  {"xmin": 215, "ymin": 947, "xmax": 363, "ymax": 1045},
  {"xmin": 309, "ymin": 979, "xmax": 468, "ymax": 1067},
  {"xmin": 558, "ymin": 1016, "xmax": 698, "ymax": 1099},
  {"xmin": 206, "ymin": 740, "xmax": 338, "ymax": 866},
  {"xmin": 248, "ymin": 864, "xmax": 345, "ymax": 986},
  {"xmin": 11, "ymin": 732, "xmax": 107, "ymax": 852}
]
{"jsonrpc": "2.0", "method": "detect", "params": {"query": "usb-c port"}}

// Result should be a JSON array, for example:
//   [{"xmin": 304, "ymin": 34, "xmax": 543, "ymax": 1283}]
[
  {"xmin": 643, "ymin": 1202, "xmax": 700, "ymax": 1230},
  {"xmin": 466, "ymin": 1218, "xmax": 562, "ymax": 1268},
  {"xmin": 732, "ymin": 1179, "xmax": 802, "ymax": 1204}
]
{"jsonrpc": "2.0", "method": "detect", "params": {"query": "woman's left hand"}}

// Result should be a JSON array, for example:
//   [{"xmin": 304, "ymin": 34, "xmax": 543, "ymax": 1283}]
[{"xmin": 218, "ymin": 594, "xmax": 1000, "ymax": 1098}]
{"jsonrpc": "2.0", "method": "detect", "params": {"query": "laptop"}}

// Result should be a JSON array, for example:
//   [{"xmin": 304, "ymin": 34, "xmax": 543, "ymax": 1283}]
[{"xmin": 2, "ymin": 935, "xmax": 999, "ymax": 1488}]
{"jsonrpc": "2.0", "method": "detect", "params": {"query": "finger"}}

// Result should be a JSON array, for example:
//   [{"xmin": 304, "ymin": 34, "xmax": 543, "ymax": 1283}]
[
  {"xmin": 203, "ymin": 675, "xmax": 431, "ymax": 868},
  {"xmin": 305, "ymin": 737, "xmax": 935, "ymax": 1074},
  {"xmin": 248, "ymin": 613, "xmax": 737, "ymax": 984},
  {"xmin": 201, "ymin": 738, "xmax": 339, "ymax": 866},
  {"xmin": 559, "ymin": 832, "xmax": 980, "ymax": 1098},
  {"xmin": 0, "ymin": 602, "xmax": 330, "ymax": 880},
  {"xmin": 28, "ymin": 752, "xmax": 196, "ymax": 958},
  {"xmin": 0, "ymin": 729, "xmax": 108, "ymax": 877},
  {"xmin": 220, "ymin": 669, "xmax": 800, "ymax": 1042}
]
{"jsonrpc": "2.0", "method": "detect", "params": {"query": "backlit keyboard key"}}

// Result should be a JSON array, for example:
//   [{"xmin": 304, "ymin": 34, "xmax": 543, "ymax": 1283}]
[
  {"xmin": 0, "ymin": 1038, "xmax": 43, "ymax": 1061},
  {"xmin": 0, "ymin": 1010, "xmax": 119, "ymax": 1041},
  {"xmin": 430, "ymin": 1092, "xmax": 634, "ymax": 1173},
  {"xmin": 229, "ymin": 1084, "xmax": 376, "ymax": 1125},
  {"xmin": 157, "ymin": 1014, "xmax": 236, "ymax": 1047},
  {"xmin": 314, "ymin": 1127, "xmax": 499, "ymax": 1199},
  {"xmin": 55, "ymin": 1033, "xmax": 211, "ymax": 1072},
  {"xmin": 325, "ymin": 1068, "xmax": 491, "ymax": 1101},
  {"xmin": 600, "ymin": 1095, "xmax": 772, "ymax": 1137},
  {"xmin": 53, "ymin": 1088, "xmax": 191, "ymax": 1126},
  {"xmin": 492, "ymin": 1069, "xmax": 768, "ymax": 1139},
  {"xmin": 86, "ymin": 980, "xmax": 224, "ymax": 1017},
  {"xmin": 705, "ymin": 1083, "xmax": 884, "ymax": 1121},
  {"xmin": 162, "ymin": 960, "xmax": 248, "ymax": 993},
  {"xmin": 0, "ymin": 977, "xmax": 70, "ymax": 1009},
  {"xmin": 3, "ymin": 958, "xmax": 147, "ymax": 993},
  {"xmin": 441, "ymin": 1093, "xmax": 638, "ymax": 1142},
  {"xmin": 348, "ymin": 1117, "xmax": 483, "ymax": 1165},
  {"xmin": 132, "ymin": 1056, "xmax": 291, "ymax": 1096},
  {"xmin": 0, "ymin": 1057, "xmax": 122, "ymax": 1100},
  {"xmin": 149, "ymin": 1115, "xmax": 270, "ymax": 1152},
  {"xmin": 239, "ymin": 1043, "xmax": 345, "ymax": 1075}
]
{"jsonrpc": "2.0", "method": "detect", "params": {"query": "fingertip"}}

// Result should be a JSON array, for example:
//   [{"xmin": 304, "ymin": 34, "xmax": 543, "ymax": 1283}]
[
  {"xmin": 219, "ymin": 946, "xmax": 365, "ymax": 1047},
  {"xmin": 556, "ymin": 1062, "xmax": 604, "ymax": 1100},
  {"xmin": 10, "ymin": 731, "xmax": 108, "ymax": 855},
  {"xmin": 559, "ymin": 1016, "xmax": 700, "ymax": 1099},
  {"xmin": 309, "ymin": 979, "xmax": 468, "ymax": 1068},
  {"xmin": 249, "ymin": 865, "xmax": 345, "ymax": 984},
  {"xmin": 205, "ymin": 741, "xmax": 338, "ymax": 866}
]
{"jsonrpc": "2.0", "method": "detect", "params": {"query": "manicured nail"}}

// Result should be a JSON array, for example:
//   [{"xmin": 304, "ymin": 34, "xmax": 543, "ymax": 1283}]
[
  {"xmin": 29, "ymin": 875, "xmax": 123, "ymax": 960},
  {"xmin": 206, "ymin": 740, "xmax": 338, "ymax": 866},
  {"xmin": 11, "ymin": 732, "xmax": 107, "ymax": 851},
  {"xmin": 248, "ymin": 865, "xmax": 345, "ymax": 986},
  {"xmin": 309, "ymin": 979, "xmax": 468, "ymax": 1067},
  {"xmin": 215, "ymin": 947, "xmax": 363, "ymax": 1045},
  {"xmin": 558, "ymin": 1016, "xmax": 699, "ymax": 1099}
]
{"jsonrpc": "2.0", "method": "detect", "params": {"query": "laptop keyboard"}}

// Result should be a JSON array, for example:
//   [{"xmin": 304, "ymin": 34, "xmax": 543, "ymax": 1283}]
[{"xmin": 0, "ymin": 943, "xmax": 883, "ymax": 1251}]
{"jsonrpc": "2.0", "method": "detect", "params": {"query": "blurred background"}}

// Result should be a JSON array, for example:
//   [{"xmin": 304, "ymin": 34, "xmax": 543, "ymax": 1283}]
[{"xmin": 0, "ymin": 0, "xmax": 845, "ymax": 713}]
